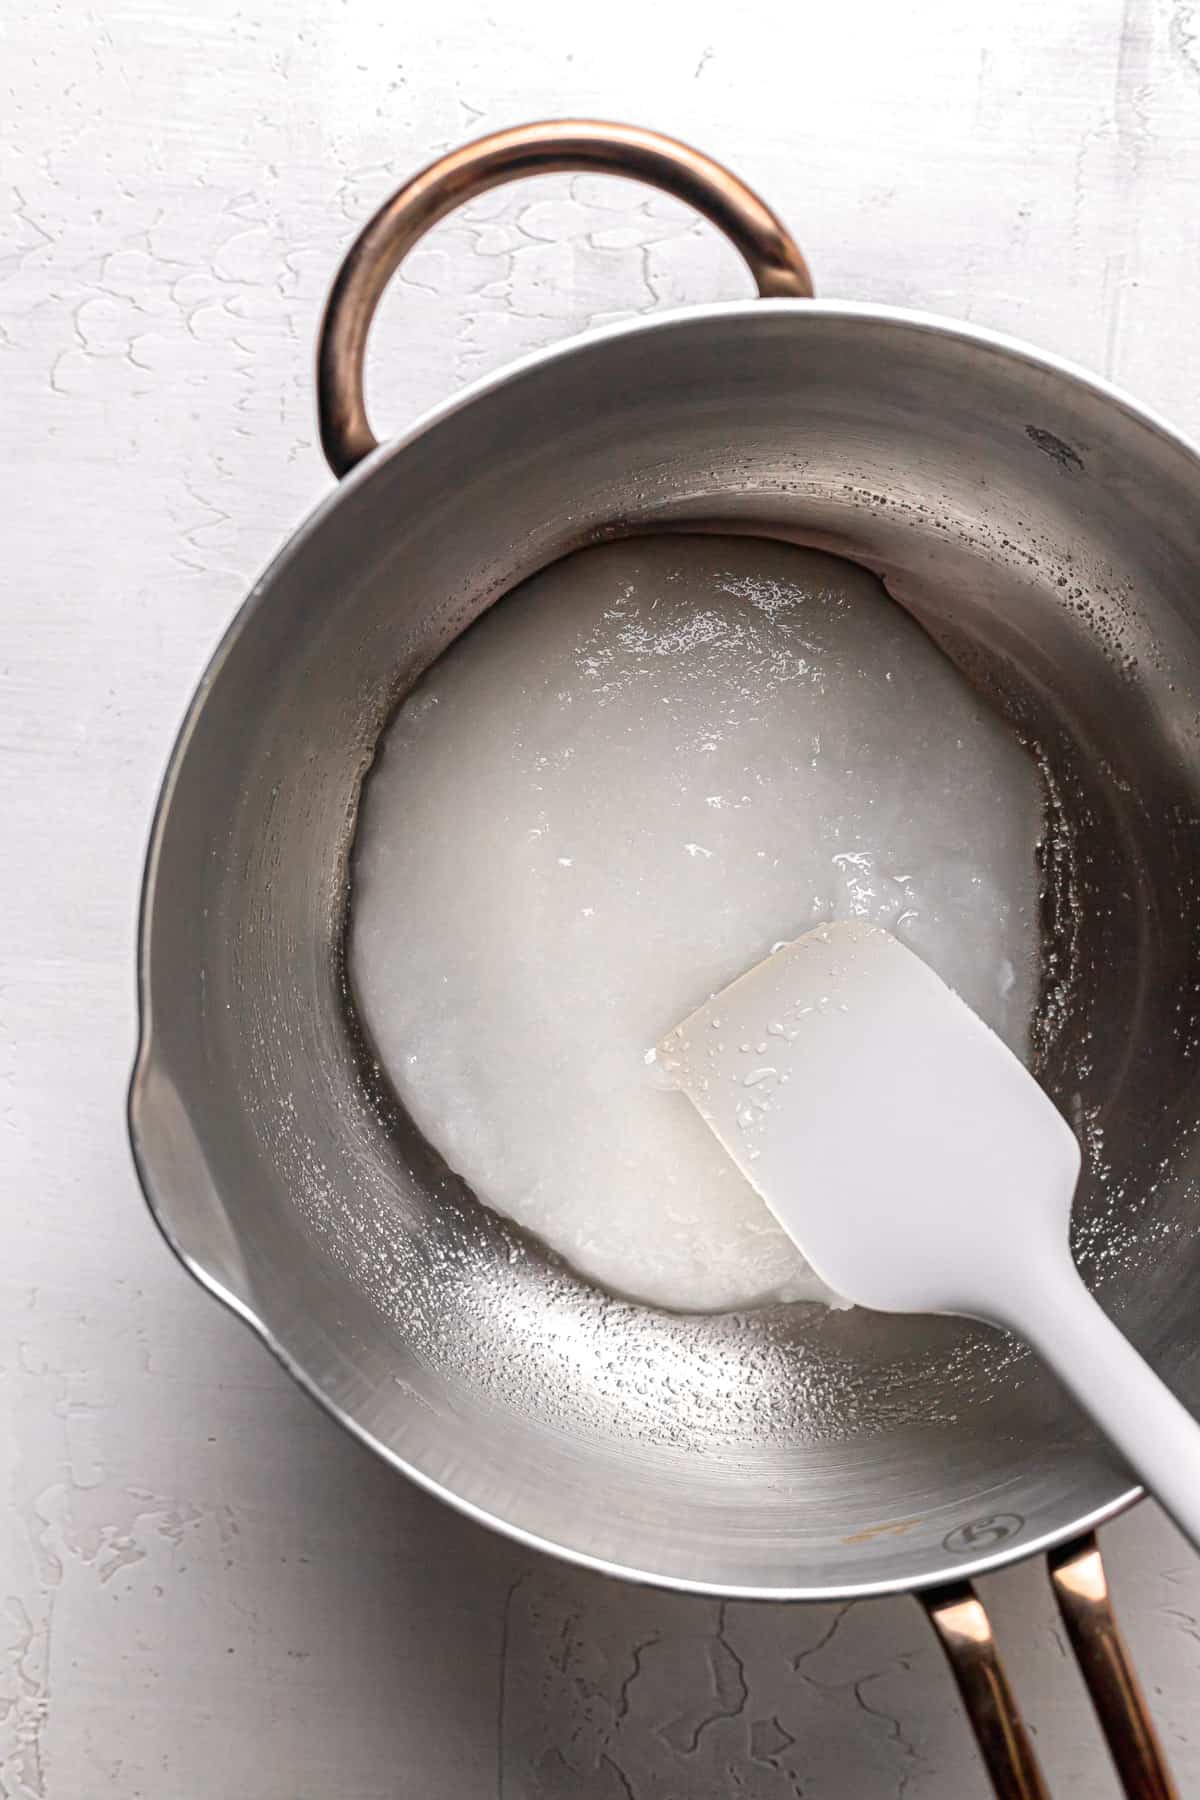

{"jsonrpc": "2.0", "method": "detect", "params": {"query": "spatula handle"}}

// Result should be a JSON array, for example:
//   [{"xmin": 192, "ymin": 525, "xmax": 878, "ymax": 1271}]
[{"xmin": 1005, "ymin": 1257, "xmax": 1200, "ymax": 1554}]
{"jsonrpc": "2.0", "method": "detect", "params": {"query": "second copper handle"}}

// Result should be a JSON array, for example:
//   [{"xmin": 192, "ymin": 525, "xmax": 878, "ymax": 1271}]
[
  {"xmin": 316, "ymin": 118, "xmax": 814, "ymax": 477},
  {"xmin": 1049, "ymin": 1534, "xmax": 1178, "ymax": 1800}
]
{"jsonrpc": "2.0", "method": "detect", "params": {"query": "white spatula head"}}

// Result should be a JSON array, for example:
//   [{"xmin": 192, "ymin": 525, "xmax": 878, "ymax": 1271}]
[
  {"xmin": 659, "ymin": 920, "xmax": 1200, "ymax": 1556},
  {"xmin": 658, "ymin": 921, "xmax": 1081, "ymax": 1320}
]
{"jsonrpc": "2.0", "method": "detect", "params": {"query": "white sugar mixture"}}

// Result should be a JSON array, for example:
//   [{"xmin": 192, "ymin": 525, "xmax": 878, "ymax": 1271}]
[{"xmin": 350, "ymin": 537, "xmax": 1044, "ymax": 1312}]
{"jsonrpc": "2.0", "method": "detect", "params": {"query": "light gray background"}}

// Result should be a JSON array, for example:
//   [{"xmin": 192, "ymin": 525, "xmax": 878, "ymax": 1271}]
[{"xmin": 4, "ymin": 1, "xmax": 1200, "ymax": 1794}]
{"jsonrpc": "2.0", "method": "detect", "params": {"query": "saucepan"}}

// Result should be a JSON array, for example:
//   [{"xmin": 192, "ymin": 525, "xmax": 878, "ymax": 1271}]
[{"xmin": 129, "ymin": 121, "xmax": 1200, "ymax": 1795}]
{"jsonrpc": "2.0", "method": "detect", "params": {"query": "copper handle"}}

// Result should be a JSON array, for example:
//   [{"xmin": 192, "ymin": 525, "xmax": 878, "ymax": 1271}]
[
  {"xmin": 923, "ymin": 1582, "xmax": 1051, "ymax": 1800},
  {"xmin": 315, "ymin": 118, "xmax": 814, "ymax": 477},
  {"xmin": 1049, "ymin": 1533, "xmax": 1179, "ymax": 1799},
  {"xmin": 924, "ymin": 1541, "xmax": 1179, "ymax": 1800}
]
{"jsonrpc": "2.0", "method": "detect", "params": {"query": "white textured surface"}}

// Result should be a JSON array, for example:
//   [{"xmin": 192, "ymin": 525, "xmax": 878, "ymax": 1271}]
[{"xmin": 4, "ymin": 1, "xmax": 1200, "ymax": 1794}]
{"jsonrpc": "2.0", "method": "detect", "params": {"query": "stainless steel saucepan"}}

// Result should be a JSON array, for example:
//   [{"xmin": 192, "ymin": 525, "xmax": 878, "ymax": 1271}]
[{"xmin": 130, "ymin": 122, "xmax": 1200, "ymax": 1796}]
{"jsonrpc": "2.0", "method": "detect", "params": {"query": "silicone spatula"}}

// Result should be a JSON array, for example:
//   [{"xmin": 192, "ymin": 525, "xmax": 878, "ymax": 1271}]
[{"xmin": 658, "ymin": 919, "xmax": 1200, "ymax": 1549}]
